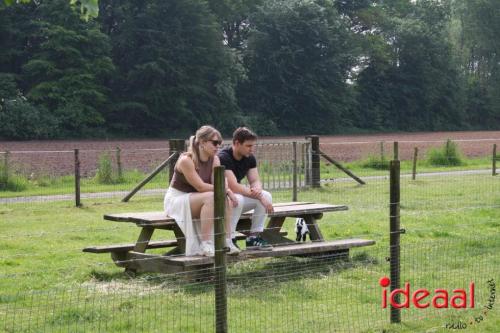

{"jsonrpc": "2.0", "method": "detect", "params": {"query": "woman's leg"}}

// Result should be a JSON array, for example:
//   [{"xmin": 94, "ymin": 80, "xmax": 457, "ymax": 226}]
[{"xmin": 189, "ymin": 192, "xmax": 214, "ymax": 242}]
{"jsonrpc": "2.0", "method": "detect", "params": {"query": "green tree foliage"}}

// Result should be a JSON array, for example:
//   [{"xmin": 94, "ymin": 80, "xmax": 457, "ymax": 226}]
[
  {"xmin": 239, "ymin": 0, "xmax": 356, "ymax": 134},
  {"xmin": 1, "ymin": 0, "xmax": 499, "ymax": 138},
  {"xmin": 207, "ymin": 0, "xmax": 263, "ymax": 49},
  {"xmin": 451, "ymin": 0, "xmax": 500, "ymax": 128},
  {"xmin": 0, "ymin": 0, "xmax": 113, "ymax": 138},
  {"xmin": 0, "ymin": 73, "xmax": 59, "ymax": 139},
  {"xmin": 355, "ymin": 0, "xmax": 465, "ymax": 131},
  {"xmin": 2, "ymin": 0, "xmax": 99, "ymax": 18},
  {"xmin": 100, "ymin": 0, "xmax": 241, "ymax": 135}
]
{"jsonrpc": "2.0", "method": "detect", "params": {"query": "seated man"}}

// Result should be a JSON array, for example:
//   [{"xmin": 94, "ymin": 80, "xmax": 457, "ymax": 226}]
[{"xmin": 218, "ymin": 127, "xmax": 274, "ymax": 250}]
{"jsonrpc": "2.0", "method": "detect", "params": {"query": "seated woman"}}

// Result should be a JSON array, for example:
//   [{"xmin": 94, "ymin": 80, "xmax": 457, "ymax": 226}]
[{"xmin": 164, "ymin": 125, "xmax": 240, "ymax": 257}]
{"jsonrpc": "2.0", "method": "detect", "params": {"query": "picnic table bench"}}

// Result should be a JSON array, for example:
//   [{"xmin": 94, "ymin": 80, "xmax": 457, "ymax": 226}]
[{"xmin": 84, "ymin": 202, "xmax": 375, "ymax": 275}]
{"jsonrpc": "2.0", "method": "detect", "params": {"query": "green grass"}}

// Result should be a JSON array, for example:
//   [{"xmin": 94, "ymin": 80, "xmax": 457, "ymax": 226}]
[
  {"xmin": 321, "ymin": 156, "xmax": 493, "ymax": 179},
  {"xmin": 0, "ymin": 174, "xmax": 499, "ymax": 332},
  {"xmin": 0, "ymin": 169, "xmax": 170, "ymax": 198},
  {"xmin": 0, "ymin": 155, "xmax": 495, "ymax": 199}
]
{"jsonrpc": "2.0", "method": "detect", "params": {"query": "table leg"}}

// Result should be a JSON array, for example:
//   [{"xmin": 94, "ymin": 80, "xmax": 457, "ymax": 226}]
[
  {"xmin": 133, "ymin": 227, "xmax": 155, "ymax": 252},
  {"xmin": 165, "ymin": 225, "xmax": 186, "ymax": 256},
  {"xmin": 125, "ymin": 227, "xmax": 155, "ymax": 276},
  {"xmin": 303, "ymin": 215, "xmax": 324, "ymax": 241},
  {"xmin": 261, "ymin": 216, "xmax": 294, "ymax": 245}
]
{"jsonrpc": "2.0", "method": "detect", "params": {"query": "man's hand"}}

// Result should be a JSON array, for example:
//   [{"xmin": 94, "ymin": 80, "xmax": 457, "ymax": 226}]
[
  {"xmin": 260, "ymin": 196, "xmax": 274, "ymax": 214},
  {"xmin": 249, "ymin": 186, "xmax": 262, "ymax": 199}
]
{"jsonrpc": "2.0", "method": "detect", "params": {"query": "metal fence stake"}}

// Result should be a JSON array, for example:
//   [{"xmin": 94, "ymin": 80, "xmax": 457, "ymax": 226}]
[
  {"xmin": 292, "ymin": 142, "xmax": 298, "ymax": 201},
  {"xmin": 74, "ymin": 149, "xmax": 81, "ymax": 207},
  {"xmin": 390, "ymin": 159, "xmax": 401, "ymax": 323},
  {"xmin": 493, "ymin": 144, "xmax": 497, "ymax": 176}
]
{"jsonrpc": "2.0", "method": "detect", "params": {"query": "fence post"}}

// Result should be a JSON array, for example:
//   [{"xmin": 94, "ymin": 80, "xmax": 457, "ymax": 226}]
[
  {"xmin": 116, "ymin": 147, "xmax": 123, "ymax": 181},
  {"xmin": 169, "ymin": 139, "xmax": 185, "ymax": 183},
  {"xmin": 412, "ymin": 147, "xmax": 418, "ymax": 180},
  {"xmin": 304, "ymin": 140, "xmax": 311, "ymax": 186},
  {"xmin": 389, "ymin": 159, "xmax": 401, "ymax": 323},
  {"xmin": 292, "ymin": 142, "xmax": 298, "ymax": 201},
  {"xmin": 308, "ymin": 135, "xmax": 321, "ymax": 188},
  {"xmin": 74, "ymin": 149, "xmax": 81, "ymax": 207},
  {"xmin": 380, "ymin": 141, "xmax": 385, "ymax": 162},
  {"xmin": 393, "ymin": 142, "xmax": 399, "ymax": 161},
  {"xmin": 493, "ymin": 144, "xmax": 497, "ymax": 176},
  {"xmin": 2, "ymin": 151, "xmax": 9, "ymax": 186},
  {"xmin": 214, "ymin": 166, "xmax": 228, "ymax": 333}
]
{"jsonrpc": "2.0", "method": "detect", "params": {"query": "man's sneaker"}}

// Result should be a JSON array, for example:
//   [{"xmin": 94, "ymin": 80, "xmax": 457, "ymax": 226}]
[
  {"xmin": 226, "ymin": 239, "xmax": 241, "ymax": 256},
  {"xmin": 199, "ymin": 240, "xmax": 214, "ymax": 257},
  {"xmin": 245, "ymin": 236, "xmax": 273, "ymax": 251}
]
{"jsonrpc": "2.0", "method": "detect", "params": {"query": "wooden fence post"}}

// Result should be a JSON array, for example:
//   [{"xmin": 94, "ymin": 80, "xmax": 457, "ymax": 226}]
[
  {"xmin": 3, "ymin": 151, "xmax": 9, "ymax": 185},
  {"xmin": 389, "ymin": 159, "xmax": 402, "ymax": 324},
  {"xmin": 74, "ymin": 149, "xmax": 81, "ymax": 207},
  {"xmin": 292, "ymin": 142, "xmax": 298, "ymax": 201},
  {"xmin": 493, "ymin": 144, "xmax": 497, "ymax": 176},
  {"xmin": 309, "ymin": 135, "xmax": 321, "ymax": 188},
  {"xmin": 393, "ymin": 142, "xmax": 399, "ymax": 161},
  {"xmin": 301, "ymin": 143, "xmax": 305, "ymax": 187},
  {"xmin": 169, "ymin": 139, "xmax": 186, "ymax": 183},
  {"xmin": 304, "ymin": 140, "xmax": 311, "ymax": 186},
  {"xmin": 116, "ymin": 147, "xmax": 123, "ymax": 181},
  {"xmin": 380, "ymin": 141, "xmax": 385, "ymax": 162},
  {"xmin": 412, "ymin": 147, "xmax": 418, "ymax": 180},
  {"xmin": 214, "ymin": 166, "xmax": 228, "ymax": 333}
]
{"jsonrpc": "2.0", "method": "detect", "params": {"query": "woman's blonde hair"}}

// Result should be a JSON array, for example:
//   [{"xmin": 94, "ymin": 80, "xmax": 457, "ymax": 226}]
[{"xmin": 186, "ymin": 125, "xmax": 222, "ymax": 169}]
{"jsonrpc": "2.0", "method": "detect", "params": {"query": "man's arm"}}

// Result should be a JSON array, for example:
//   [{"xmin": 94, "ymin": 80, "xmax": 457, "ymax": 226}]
[
  {"xmin": 247, "ymin": 168, "xmax": 263, "ymax": 196},
  {"xmin": 247, "ymin": 167, "xmax": 273, "ymax": 213},
  {"xmin": 225, "ymin": 170, "xmax": 253, "ymax": 197}
]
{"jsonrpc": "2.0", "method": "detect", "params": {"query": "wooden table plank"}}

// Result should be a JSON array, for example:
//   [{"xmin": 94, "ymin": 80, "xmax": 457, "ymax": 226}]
[
  {"xmin": 103, "ymin": 202, "xmax": 346, "ymax": 225},
  {"xmin": 164, "ymin": 238, "xmax": 376, "ymax": 267}
]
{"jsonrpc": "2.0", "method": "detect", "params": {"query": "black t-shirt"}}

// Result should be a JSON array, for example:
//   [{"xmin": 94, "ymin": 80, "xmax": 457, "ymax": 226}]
[{"xmin": 218, "ymin": 147, "xmax": 257, "ymax": 183}]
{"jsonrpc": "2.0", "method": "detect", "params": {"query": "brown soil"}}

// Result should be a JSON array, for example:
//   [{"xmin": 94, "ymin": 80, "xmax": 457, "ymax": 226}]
[{"xmin": 1, "ymin": 131, "xmax": 499, "ymax": 176}]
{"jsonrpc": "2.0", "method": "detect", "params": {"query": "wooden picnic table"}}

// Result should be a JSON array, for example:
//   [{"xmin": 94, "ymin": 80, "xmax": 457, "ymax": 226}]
[{"xmin": 84, "ymin": 202, "xmax": 375, "ymax": 274}]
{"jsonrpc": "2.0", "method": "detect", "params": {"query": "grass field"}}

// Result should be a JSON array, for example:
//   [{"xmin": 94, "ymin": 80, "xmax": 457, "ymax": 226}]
[{"xmin": 0, "ymin": 173, "xmax": 499, "ymax": 332}]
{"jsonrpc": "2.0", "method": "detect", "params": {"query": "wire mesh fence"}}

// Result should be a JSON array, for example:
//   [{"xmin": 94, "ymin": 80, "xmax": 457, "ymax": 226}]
[
  {"xmin": 1, "ymin": 233, "xmax": 498, "ymax": 332},
  {"xmin": 0, "ymin": 136, "xmax": 499, "ymax": 332}
]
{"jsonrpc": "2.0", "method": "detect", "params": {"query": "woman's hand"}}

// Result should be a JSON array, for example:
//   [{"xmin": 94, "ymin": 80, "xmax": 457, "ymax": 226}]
[{"xmin": 227, "ymin": 190, "xmax": 239, "ymax": 208}]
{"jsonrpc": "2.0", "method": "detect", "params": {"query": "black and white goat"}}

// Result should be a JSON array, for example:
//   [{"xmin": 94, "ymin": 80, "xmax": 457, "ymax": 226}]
[{"xmin": 295, "ymin": 218, "xmax": 309, "ymax": 242}]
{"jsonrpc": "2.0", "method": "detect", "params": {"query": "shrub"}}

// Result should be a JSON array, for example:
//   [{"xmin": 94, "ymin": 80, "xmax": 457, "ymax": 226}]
[
  {"xmin": 0, "ymin": 164, "xmax": 28, "ymax": 192},
  {"xmin": 428, "ymin": 139, "xmax": 463, "ymax": 166},
  {"xmin": 95, "ymin": 154, "xmax": 115, "ymax": 184},
  {"xmin": 360, "ymin": 156, "xmax": 389, "ymax": 170}
]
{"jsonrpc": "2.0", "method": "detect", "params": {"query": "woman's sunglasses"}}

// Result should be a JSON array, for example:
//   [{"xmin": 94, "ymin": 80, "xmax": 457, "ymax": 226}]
[{"xmin": 209, "ymin": 140, "xmax": 223, "ymax": 146}]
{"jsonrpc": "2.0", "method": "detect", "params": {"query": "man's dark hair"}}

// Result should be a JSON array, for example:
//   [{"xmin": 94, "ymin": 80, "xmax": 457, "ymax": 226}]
[{"xmin": 232, "ymin": 127, "xmax": 257, "ymax": 144}]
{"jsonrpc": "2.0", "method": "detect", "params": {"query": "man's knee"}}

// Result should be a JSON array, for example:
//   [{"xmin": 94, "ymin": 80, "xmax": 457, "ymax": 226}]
[
  {"xmin": 261, "ymin": 190, "xmax": 272, "ymax": 203},
  {"xmin": 234, "ymin": 194, "xmax": 245, "ymax": 206}
]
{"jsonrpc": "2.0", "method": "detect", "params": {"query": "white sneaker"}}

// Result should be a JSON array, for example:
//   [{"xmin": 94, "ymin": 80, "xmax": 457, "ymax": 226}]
[
  {"xmin": 226, "ymin": 239, "xmax": 241, "ymax": 256},
  {"xmin": 200, "ymin": 241, "xmax": 214, "ymax": 257}
]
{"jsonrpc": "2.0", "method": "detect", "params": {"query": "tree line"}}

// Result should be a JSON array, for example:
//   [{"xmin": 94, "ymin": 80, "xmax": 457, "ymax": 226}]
[{"xmin": 0, "ymin": 0, "xmax": 499, "ymax": 139}]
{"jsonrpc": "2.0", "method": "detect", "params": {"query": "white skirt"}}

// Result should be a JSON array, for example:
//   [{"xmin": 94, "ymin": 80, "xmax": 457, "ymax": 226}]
[{"xmin": 163, "ymin": 187, "xmax": 203, "ymax": 256}]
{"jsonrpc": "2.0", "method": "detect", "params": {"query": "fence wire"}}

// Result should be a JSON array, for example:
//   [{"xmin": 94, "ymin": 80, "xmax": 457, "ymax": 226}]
[{"xmin": 1, "ymin": 137, "xmax": 499, "ymax": 332}]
